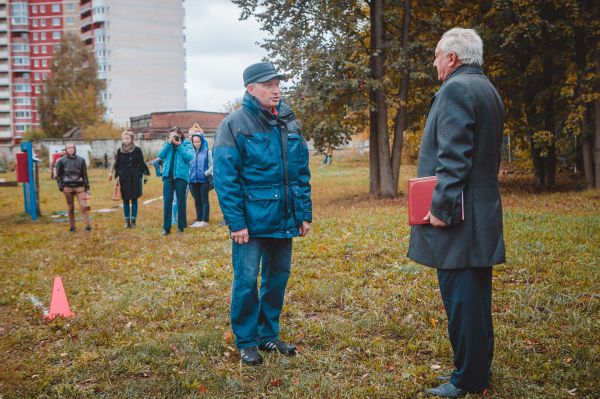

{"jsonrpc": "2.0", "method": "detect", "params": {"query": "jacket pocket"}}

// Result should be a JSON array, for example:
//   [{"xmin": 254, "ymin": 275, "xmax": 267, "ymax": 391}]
[
  {"xmin": 287, "ymin": 133, "xmax": 308, "ymax": 163},
  {"xmin": 290, "ymin": 185, "xmax": 304, "ymax": 226},
  {"xmin": 242, "ymin": 132, "xmax": 275, "ymax": 170},
  {"xmin": 244, "ymin": 186, "xmax": 282, "ymax": 234}
]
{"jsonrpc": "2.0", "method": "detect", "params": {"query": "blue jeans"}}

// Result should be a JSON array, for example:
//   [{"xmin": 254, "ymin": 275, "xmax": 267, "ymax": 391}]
[
  {"xmin": 189, "ymin": 182, "xmax": 210, "ymax": 222},
  {"xmin": 163, "ymin": 178, "xmax": 187, "ymax": 231},
  {"xmin": 123, "ymin": 198, "xmax": 138, "ymax": 220},
  {"xmin": 231, "ymin": 238, "xmax": 292, "ymax": 349}
]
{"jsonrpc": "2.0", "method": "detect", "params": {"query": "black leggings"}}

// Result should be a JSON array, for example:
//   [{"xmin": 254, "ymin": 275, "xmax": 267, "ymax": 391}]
[{"xmin": 189, "ymin": 182, "xmax": 210, "ymax": 222}]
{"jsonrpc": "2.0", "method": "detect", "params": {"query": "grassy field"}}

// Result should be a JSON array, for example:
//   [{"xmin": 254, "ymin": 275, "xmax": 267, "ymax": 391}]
[{"xmin": 0, "ymin": 155, "xmax": 598, "ymax": 398}]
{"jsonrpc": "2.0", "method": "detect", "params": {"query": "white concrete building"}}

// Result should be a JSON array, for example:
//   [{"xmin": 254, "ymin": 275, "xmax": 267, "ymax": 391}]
[{"xmin": 81, "ymin": 0, "xmax": 186, "ymax": 125}]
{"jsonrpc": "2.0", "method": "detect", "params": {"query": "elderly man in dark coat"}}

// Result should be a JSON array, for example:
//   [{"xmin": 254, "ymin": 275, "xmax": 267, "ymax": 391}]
[{"xmin": 407, "ymin": 28, "xmax": 505, "ymax": 397}]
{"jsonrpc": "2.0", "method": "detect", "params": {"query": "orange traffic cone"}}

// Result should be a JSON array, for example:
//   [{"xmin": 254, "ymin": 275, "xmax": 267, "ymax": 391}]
[{"xmin": 45, "ymin": 276, "xmax": 75, "ymax": 320}]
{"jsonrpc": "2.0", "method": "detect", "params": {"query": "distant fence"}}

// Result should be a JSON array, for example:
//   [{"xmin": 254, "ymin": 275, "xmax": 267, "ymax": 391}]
[{"xmin": 0, "ymin": 135, "xmax": 371, "ymax": 166}]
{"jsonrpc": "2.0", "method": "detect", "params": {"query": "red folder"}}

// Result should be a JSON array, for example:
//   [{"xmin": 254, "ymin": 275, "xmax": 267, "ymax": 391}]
[{"xmin": 407, "ymin": 176, "xmax": 464, "ymax": 226}]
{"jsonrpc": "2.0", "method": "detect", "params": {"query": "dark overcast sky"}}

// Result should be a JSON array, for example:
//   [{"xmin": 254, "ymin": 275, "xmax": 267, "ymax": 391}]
[{"xmin": 184, "ymin": 0, "xmax": 268, "ymax": 112}]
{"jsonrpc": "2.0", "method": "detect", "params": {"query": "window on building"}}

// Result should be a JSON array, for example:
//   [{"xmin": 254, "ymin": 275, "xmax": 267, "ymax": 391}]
[
  {"xmin": 40, "ymin": 19, "xmax": 46, "ymax": 27},
  {"xmin": 13, "ymin": 57, "xmax": 29, "ymax": 66},
  {"xmin": 52, "ymin": 18, "xmax": 60, "ymax": 26},
  {"xmin": 41, "ymin": 32, "xmax": 47, "ymax": 40},
  {"xmin": 41, "ymin": 46, "xmax": 47, "ymax": 54},
  {"xmin": 66, "ymin": 3, "xmax": 75, "ymax": 12},
  {"xmin": 34, "ymin": 72, "xmax": 40, "ymax": 80},
  {"xmin": 32, "ymin": 19, "xmax": 38, "ymax": 27},
  {"xmin": 52, "ymin": 31, "xmax": 61, "ymax": 40},
  {"xmin": 15, "ymin": 111, "xmax": 31, "ymax": 119},
  {"xmin": 32, "ymin": 5, "xmax": 37, "ymax": 14},
  {"xmin": 40, "ymin": 5, "xmax": 45, "ymax": 13},
  {"xmin": 16, "ymin": 125, "xmax": 29, "ymax": 133},
  {"xmin": 42, "ymin": 73, "xmax": 47, "ymax": 80},
  {"xmin": 33, "ymin": 46, "xmax": 39, "ymax": 54},
  {"xmin": 14, "ymin": 84, "xmax": 31, "ymax": 92},
  {"xmin": 33, "ymin": 59, "xmax": 39, "ymax": 67},
  {"xmin": 66, "ymin": 16, "xmax": 75, "ymax": 25},
  {"xmin": 52, "ymin": 4, "xmax": 60, "ymax": 13},
  {"xmin": 41, "ymin": 59, "xmax": 47, "ymax": 67},
  {"xmin": 15, "ymin": 97, "xmax": 32, "ymax": 106},
  {"xmin": 32, "ymin": 32, "xmax": 38, "ymax": 40},
  {"xmin": 12, "ymin": 44, "xmax": 29, "ymax": 52}
]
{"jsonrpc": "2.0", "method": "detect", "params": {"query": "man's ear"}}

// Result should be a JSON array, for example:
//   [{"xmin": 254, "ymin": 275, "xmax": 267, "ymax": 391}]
[
  {"xmin": 449, "ymin": 52, "xmax": 458, "ymax": 67},
  {"xmin": 247, "ymin": 84, "xmax": 255, "ymax": 96}
]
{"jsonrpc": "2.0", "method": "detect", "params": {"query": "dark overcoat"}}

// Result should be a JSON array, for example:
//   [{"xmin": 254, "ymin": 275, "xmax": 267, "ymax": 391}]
[
  {"xmin": 407, "ymin": 65, "xmax": 506, "ymax": 269},
  {"xmin": 114, "ymin": 146, "xmax": 149, "ymax": 201}
]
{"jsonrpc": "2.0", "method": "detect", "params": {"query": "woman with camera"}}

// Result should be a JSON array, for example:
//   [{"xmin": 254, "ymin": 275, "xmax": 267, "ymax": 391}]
[
  {"xmin": 158, "ymin": 127, "xmax": 194, "ymax": 235},
  {"xmin": 111, "ymin": 130, "xmax": 150, "ymax": 228}
]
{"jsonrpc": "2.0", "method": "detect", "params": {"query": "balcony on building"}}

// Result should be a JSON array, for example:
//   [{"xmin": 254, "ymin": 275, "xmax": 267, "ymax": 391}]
[
  {"xmin": 81, "ymin": 29, "xmax": 93, "ymax": 42},
  {"xmin": 80, "ymin": 1, "xmax": 92, "ymax": 14},
  {"xmin": 10, "ymin": 21, "xmax": 28, "ymax": 32},
  {"xmin": 81, "ymin": 14, "xmax": 92, "ymax": 28}
]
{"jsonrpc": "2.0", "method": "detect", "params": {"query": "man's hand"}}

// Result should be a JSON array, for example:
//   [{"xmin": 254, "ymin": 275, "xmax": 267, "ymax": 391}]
[
  {"xmin": 108, "ymin": 175, "xmax": 113, "ymax": 181},
  {"xmin": 299, "ymin": 221, "xmax": 311, "ymax": 237},
  {"xmin": 231, "ymin": 228, "xmax": 250, "ymax": 244},
  {"xmin": 168, "ymin": 132, "xmax": 179, "ymax": 144},
  {"xmin": 424, "ymin": 211, "xmax": 448, "ymax": 228}
]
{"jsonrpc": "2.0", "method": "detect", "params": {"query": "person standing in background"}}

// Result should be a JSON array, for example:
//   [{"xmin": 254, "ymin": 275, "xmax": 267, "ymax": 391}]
[
  {"xmin": 158, "ymin": 127, "xmax": 194, "ymax": 235},
  {"xmin": 55, "ymin": 142, "xmax": 91, "ymax": 232},
  {"xmin": 110, "ymin": 131, "xmax": 150, "ymax": 228},
  {"xmin": 189, "ymin": 128, "xmax": 213, "ymax": 228}
]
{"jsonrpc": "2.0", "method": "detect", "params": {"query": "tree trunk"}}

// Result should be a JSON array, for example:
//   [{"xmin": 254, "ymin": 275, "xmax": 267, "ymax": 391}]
[
  {"xmin": 594, "ymin": 51, "xmax": 600, "ymax": 188},
  {"xmin": 581, "ymin": 117, "xmax": 595, "ymax": 188},
  {"xmin": 542, "ymin": 52, "xmax": 556, "ymax": 189},
  {"xmin": 575, "ymin": 26, "xmax": 595, "ymax": 188},
  {"xmin": 371, "ymin": 0, "xmax": 395, "ymax": 198},
  {"xmin": 369, "ymin": 108, "xmax": 380, "ymax": 196},
  {"xmin": 391, "ymin": 0, "xmax": 410, "ymax": 194}
]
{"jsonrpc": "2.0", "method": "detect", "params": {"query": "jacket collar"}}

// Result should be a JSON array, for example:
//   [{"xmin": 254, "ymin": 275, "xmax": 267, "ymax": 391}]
[
  {"xmin": 242, "ymin": 91, "xmax": 295, "ymax": 126},
  {"xmin": 443, "ymin": 64, "xmax": 483, "ymax": 84}
]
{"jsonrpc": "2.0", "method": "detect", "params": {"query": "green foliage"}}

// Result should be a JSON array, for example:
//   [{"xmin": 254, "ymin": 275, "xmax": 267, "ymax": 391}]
[
  {"xmin": 37, "ymin": 33, "xmax": 105, "ymax": 138},
  {"xmin": 232, "ymin": 0, "xmax": 600, "ymax": 191},
  {"xmin": 22, "ymin": 127, "xmax": 47, "ymax": 142}
]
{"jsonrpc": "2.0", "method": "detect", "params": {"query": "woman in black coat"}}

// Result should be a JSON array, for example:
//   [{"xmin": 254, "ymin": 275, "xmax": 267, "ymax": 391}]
[{"xmin": 111, "ymin": 131, "xmax": 150, "ymax": 228}]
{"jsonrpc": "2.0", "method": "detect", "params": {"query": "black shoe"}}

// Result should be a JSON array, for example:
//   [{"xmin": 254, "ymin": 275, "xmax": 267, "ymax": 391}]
[
  {"xmin": 259, "ymin": 340, "xmax": 297, "ymax": 356},
  {"xmin": 240, "ymin": 347, "xmax": 263, "ymax": 365},
  {"xmin": 69, "ymin": 226, "xmax": 76, "ymax": 232},
  {"xmin": 131, "ymin": 218, "xmax": 136, "ymax": 227},
  {"xmin": 125, "ymin": 219, "xmax": 132, "ymax": 228},
  {"xmin": 85, "ymin": 225, "xmax": 92, "ymax": 231},
  {"xmin": 177, "ymin": 228, "xmax": 184, "ymax": 234},
  {"xmin": 426, "ymin": 382, "xmax": 468, "ymax": 397},
  {"xmin": 162, "ymin": 229, "xmax": 170, "ymax": 236}
]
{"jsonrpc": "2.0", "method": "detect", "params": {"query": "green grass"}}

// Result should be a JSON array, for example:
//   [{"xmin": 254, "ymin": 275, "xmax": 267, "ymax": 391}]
[{"xmin": 0, "ymin": 155, "xmax": 598, "ymax": 398}]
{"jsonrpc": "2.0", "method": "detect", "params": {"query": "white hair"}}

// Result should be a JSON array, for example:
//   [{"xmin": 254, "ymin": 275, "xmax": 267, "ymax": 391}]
[{"xmin": 439, "ymin": 28, "xmax": 483, "ymax": 66}]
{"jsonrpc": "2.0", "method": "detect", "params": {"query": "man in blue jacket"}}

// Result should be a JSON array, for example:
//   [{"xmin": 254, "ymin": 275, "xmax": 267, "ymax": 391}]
[
  {"xmin": 408, "ymin": 29, "xmax": 505, "ymax": 397},
  {"xmin": 158, "ymin": 127, "xmax": 194, "ymax": 235},
  {"xmin": 213, "ymin": 62, "xmax": 312, "ymax": 365}
]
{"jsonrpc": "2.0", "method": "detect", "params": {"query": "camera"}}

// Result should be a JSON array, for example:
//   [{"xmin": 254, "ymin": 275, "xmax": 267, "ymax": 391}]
[{"xmin": 172, "ymin": 135, "xmax": 180, "ymax": 142}]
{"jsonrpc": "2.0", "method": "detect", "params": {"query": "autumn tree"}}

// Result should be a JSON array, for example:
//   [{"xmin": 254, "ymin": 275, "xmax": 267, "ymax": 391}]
[{"xmin": 38, "ymin": 33, "xmax": 105, "ymax": 138}]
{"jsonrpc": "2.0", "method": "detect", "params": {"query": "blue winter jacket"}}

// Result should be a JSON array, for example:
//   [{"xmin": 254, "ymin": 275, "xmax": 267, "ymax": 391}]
[
  {"xmin": 213, "ymin": 92, "xmax": 312, "ymax": 238},
  {"xmin": 189, "ymin": 135, "xmax": 213, "ymax": 183},
  {"xmin": 158, "ymin": 138, "xmax": 194, "ymax": 182}
]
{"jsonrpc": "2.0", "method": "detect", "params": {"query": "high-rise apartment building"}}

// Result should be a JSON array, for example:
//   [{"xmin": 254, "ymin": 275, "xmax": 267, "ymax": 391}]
[
  {"xmin": 0, "ymin": 0, "xmax": 185, "ymax": 149},
  {"xmin": 2, "ymin": 0, "xmax": 69, "ymax": 146},
  {"xmin": 81, "ymin": 0, "xmax": 186, "ymax": 124},
  {"xmin": 0, "ymin": 1, "xmax": 12, "ymax": 143}
]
